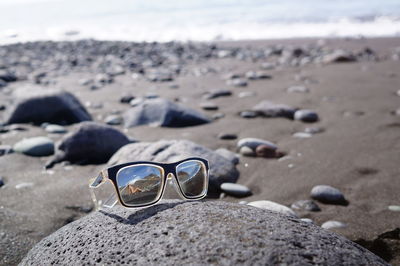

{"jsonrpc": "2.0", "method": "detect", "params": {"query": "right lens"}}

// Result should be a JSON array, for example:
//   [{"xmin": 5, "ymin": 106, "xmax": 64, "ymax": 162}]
[
  {"xmin": 176, "ymin": 160, "xmax": 207, "ymax": 198},
  {"xmin": 116, "ymin": 164, "xmax": 164, "ymax": 207}
]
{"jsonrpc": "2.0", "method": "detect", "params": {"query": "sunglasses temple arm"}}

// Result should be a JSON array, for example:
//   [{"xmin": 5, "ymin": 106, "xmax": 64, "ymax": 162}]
[{"xmin": 89, "ymin": 172, "xmax": 118, "ymax": 210}]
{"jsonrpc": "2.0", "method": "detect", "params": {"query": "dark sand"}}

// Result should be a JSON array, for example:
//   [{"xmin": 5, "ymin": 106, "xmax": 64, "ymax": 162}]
[{"xmin": 0, "ymin": 37, "xmax": 399, "ymax": 265}]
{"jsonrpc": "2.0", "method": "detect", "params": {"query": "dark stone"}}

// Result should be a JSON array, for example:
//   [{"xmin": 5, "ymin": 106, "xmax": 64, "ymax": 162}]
[
  {"xmin": 123, "ymin": 98, "xmax": 210, "ymax": 128},
  {"xmin": 218, "ymin": 133, "xmax": 238, "ymax": 140},
  {"xmin": 46, "ymin": 122, "xmax": 131, "ymax": 168},
  {"xmin": 108, "ymin": 139, "xmax": 239, "ymax": 194},
  {"xmin": 4, "ymin": 88, "xmax": 91, "ymax": 125},
  {"xmin": 20, "ymin": 201, "xmax": 388, "ymax": 266},
  {"xmin": 0, "ymin": 176, "xmax": 4, "ymax": 187},
  {"xmin": 203, "ymin": 89, "xmax": 232, "ymax": 100},
  {"xmin": 0, "ymin": 70, "xmax": 18, "ymax": 82},
  {"xmin": 239, "ymin": 111, "xmax": 258, "ymax": 118},
  {"xmin": 252, "ymin": 101, "xmax": 296, "ymax": 119},
  {"xmin": 120, "ymin": 94, "xmax": 135, "ymax": 104}
]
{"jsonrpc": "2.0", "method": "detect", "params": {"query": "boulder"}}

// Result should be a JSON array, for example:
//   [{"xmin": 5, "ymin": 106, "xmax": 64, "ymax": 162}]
[
  {"xmin": 20, "ymin": 201, "xmax": 388, "ymax": 266},
  {"xmin": 13, "ymin": 136, "xmax": 54, "ymax": 157},
  {"xmin": 108, "ymin": 139, "xmax": 239, "ymax": 194},
  {"xmin": 123, "ymin": 98, "xmax": 211, "ymax": 128},
  {"xmin": 46, "ymin": 122, "xmax": 131, "ymax": 168},
  {"xmin": 4, "ymin": 88, "xmax": 91, "ymax": 125},
  {"xmin": 252, "ymin": 101, "xmax": 296, "ymax": 119}
]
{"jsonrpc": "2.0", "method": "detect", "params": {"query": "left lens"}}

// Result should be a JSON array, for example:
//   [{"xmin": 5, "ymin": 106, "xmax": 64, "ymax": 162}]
[
  {"xmin": 176, "ymin": 160, "xmax": 208, "ymax": 198},
  {"xmin": 116, "ymin": 164, "xmax": 163, "ymax": 207}
]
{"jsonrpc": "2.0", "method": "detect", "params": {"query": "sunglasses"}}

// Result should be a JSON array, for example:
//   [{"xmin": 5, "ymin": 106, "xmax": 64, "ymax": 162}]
[{"xmin": 89, "ymin": 157, "xmax": 209, "ymax": 209}]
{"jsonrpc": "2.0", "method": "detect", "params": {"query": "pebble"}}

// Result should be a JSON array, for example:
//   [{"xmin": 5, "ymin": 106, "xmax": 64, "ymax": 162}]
[
  {"xmin": 200, "ymin": 102, "xmax": 219, "ymax": 111},
  {"xmin": 321, "ymin": 221, "xmax": 347, "ymax": 230},
  {"xmin": 104, "ymin": 115, "xmax": 123, "ymax": 125},
  {"xmin": 0, "ymin": 176, "xmax": 4, "ymax": 187},
  {"xmin": 304, "ymin": 127, "xmax": 325, "ymax": 134},
  {"xmin": 212, "ymin": 113, "xmax": 225, "ymax": 120},
  {"xmin": 255, "ymin": 144, "xmax": 277, "ymax": 158},
  {"xmin": 291, "ymin": 200, "xmax": 321, "ymax": 212},
  {"xmin": 238, "ymin": 201, "xmax": 248, "ymax": 205},
  {"xmin": 238, "ymin": 91, "xmax": 256, "ymax": 98},
  {"xmin": 220, "ymin": 183, "xmax": 252, "ymax": 197},
  {"xmin": 287, "ymin": 86, "xmax": 309, "ymax": 93},
  {"xmin": 388, "ymin": 205, "xmax": 400, "ymax": 212},
  {"xmin": 293, "ymin": 132, "xmax": 312, "ymax": 138},
  {"xmin": 239, "ymin": 146, "xmax": 256, "ymax": 157},
  {"xmin": 240, "ymin": 111, "xmax": 258, "ymax": 118},
  {"xmin": 294, "ymin": 109, "xmax": 319, "ymax": 123},
  {"xmin": 203, "ymin": 89, "xmax": 232, "ymax": 100},
  {"xmin": 228, "ymin": 78, "xmax": 248, "ymax": 87},
  {"xmin": 247, "ymin": 200, "xmax": 298, "ymax": 217},
  {"xmin": 129, "ymin": 97, "xmax": 145, "ymax": 107},
  {"xmin": 15, "ymin": 182, "xmax": 34, "ymax": 189},
  {"xmin": 311, "ymin": 185, "xmax": 346, "ymax": 205},
  {"xmin": 145, "ymin": 92, "xmax": 159, "ymax": 99},
  {"xmin": 218, "ymin": 133, "xmax": 238, "ymax": 140},
  {"xmin": 45, "ymin": 124, "xmax": 67, "ymax": 134},
  {"xmin": 245, "ymin": 71, "xmax": 271, "ymax": 80},
  {"xmin": 120, "ymin": 94, "xmax": 135, "ymax": 104},
  {"xmin": 237, "ymin": 138, "xmax": 277, "ymax": 151},
  {"xmin": 13, "ymin": 137, "xmax": 55, "ymax": 157}
]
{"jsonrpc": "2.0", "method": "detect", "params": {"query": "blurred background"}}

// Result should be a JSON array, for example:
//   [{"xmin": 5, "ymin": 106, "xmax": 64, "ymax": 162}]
[{"xmin": 0, "ymin": 0, "xmax": 400, "ymax": 44}]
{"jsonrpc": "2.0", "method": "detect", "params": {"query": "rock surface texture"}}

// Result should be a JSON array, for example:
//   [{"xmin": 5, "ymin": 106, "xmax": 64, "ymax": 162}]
[
  {"xmin": 20, "ymin": 201, "xmax": 387, "ymax": 266},
  {"xmin": 46, "ymin": 122, "xmax": 131, "ymax": 168},
  {"xmin": 109, "ymin": 140, "xmax": 239, "ymax": 194},
  {"xmin": 4, "ymin": 88, "xmax": 91, "ymax": 125},
  {"xmin": 123, "ymin": 98, "xmax": 210, "ymax": 128}
]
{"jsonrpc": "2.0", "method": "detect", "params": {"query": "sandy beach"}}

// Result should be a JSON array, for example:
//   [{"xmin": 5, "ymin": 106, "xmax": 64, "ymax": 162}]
[{"xmin": 0, "ymin": 37, "xmax": 399, "ymax": 265}]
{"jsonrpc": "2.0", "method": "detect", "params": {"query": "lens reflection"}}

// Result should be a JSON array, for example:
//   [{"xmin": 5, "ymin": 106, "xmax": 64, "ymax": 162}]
[
  {"xmin": 176, "ymin": 160, "xmax": 207, "ymax": 198},
  {"xmin": 116, "ymin": 164, "xmax": 163, "ymax": 206}
]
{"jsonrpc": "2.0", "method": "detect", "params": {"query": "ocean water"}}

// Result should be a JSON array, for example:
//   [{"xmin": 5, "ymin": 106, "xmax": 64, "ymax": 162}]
[{"xmin": 0, "ymin": 0, "xmax": 400, "ymax": 44}]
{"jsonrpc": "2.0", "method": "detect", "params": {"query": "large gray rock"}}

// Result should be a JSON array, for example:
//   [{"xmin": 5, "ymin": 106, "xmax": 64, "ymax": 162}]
[
  {"xmin": 20, "ymin": 201, "xmax": 387, "ymax": 266},
  {"xmin": 46, "ymin": 122, "xmax": 131, "ymax": 168},
  {"xmin": 108, "ymin": 139, "xmax": 239, "ymax": 194},
  {"xmin": 123, "ymin": 98, "xmax": 211, "ymax": 128},
  {"xmin": 252, "ymin": 100, "xmax": 296, "ymax": 119},
  {"xmin": 4, "ymin": 88, "xmax": 91, "ymax": 125}
]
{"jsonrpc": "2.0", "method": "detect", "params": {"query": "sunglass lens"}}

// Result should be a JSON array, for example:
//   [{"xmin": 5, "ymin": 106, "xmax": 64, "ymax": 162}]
[
  {"xmin": 116, "ymin": 165, "xmax": 163, "ymax": 207},
  {"xmin": 176, "ymin": 160, "xmax": 207, "ymax": 198}
]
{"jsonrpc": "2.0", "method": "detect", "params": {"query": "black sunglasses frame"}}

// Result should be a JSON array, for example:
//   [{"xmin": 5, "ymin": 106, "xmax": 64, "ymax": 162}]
[{"xmin": 101, "ymin": 157, "xmax": 209, "ymax": 208}]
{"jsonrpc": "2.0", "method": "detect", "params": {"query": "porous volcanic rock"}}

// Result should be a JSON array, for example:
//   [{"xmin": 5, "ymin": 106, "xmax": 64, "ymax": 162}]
[{"xmin": 20, "ymin": 201, "xmax": 388, "ymax": 266}]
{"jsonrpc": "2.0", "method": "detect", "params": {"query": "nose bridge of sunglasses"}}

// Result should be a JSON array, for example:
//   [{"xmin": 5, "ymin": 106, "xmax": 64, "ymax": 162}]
[{"xmin": 166, "ymin": 172, "xmax": 175, "ymax": 180}]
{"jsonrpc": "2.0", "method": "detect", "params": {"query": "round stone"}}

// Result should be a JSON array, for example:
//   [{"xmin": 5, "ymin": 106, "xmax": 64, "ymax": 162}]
[
  {"xmin": 237, "ymin": 138, "xmax": 277, "ymax": 151},
  {"xmin": 293, "ymin": 132, "xmax": 312, "ymax": 138},
  {"xmin": 238, "ymin": 91, "xmax": 256, "ymax": 98},
  {"xmin": 0, "ymin": 176, "xmax": 4, "ymax": 188},
  {"xmin": 388, "ymin": 205, "xmax": 400, "ymax": 212},
  {"xmin": 291, "ymin": 200, "xmax": 321, "ymax": 212},
  {"xmin": 240, "ymin": 111, "xmax": 258, "ymax": 118},
  {"xmin": 120, "ymin": 94, "xmax": 135, "ymax": 104},
  {"xmin": 218, "ymin": 133, "xmax": 237, "ymax": 140},
  {"xmin": 255, "ymin": 145, "xmax": 277, "ymax": 158},
  {"xmin": 220, "ymin": 183, "xmax": 252, "ymax": 197},
  {"xmin": 311, "ymin": 185, "xmax": 347, "ymax": 205},
  {"xmin": 301, "ymin": 218, "xmax": 314, "ymax": 224},
  {"xmin": 13, "ymin": 137, "xmax": 54, "ymax": 157},
  {"xmin": 294, "ymin": 109, "xmax": 319, "ymax": 123},
  {"xmin": 239, "ymin": 146, "xmax": 256, "ymax": 157},
  {"xmin": 200, "ymin": 102, "xmax": 219, "ymax": 111},
  {"xmin": 321, "ymin": 221, "xmax": 347, "ymax": 230},
  {"xmin": 247, "ymin": 200, "xmax": 297, "ymax": 217},
  {"xmin": 45, "ymin": 124, "xmax": 67, "ymax": 134}
]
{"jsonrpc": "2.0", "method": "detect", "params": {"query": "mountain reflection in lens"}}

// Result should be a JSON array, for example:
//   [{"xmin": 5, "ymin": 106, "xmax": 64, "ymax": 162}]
[
  {"xmin": 116, "ymin": 165, "xmax": 163, "ymax": 206},
  {"xmin": 176, "ymin": 160, "xmax": 206, "ymax": 197}
]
